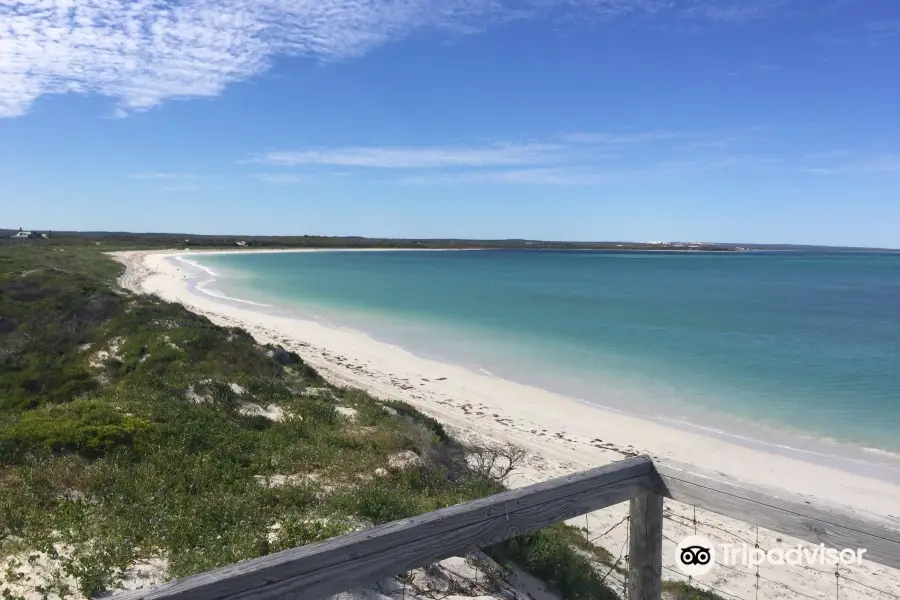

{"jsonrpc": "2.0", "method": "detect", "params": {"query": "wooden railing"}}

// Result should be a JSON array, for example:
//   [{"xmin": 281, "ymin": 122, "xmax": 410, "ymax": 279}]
[{"xmin": 115, "ymin": 456, "xmax": 900, "ymax": 600}]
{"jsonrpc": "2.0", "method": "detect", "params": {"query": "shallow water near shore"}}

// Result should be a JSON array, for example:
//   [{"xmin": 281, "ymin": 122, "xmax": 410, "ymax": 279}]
[{"xmin": 185, "ymin": 249, "xmax": 900, "ymax": 470}]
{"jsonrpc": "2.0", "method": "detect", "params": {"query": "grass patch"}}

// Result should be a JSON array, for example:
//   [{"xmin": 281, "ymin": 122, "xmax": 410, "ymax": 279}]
[{"xmin": 662, "ymin": 581, "xmax": 728, "ymax": 599}]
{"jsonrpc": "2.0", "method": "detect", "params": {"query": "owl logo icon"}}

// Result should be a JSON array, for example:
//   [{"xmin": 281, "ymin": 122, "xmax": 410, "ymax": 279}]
[{"xmin": 676, "ymin": 536, "xmax": 715, "ymax": 576}]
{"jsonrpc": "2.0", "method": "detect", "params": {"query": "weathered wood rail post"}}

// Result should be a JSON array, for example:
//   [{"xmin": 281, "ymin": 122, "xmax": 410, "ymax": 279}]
[{"xmin": 628, "ymin": 494, "xmax": 664, "ymax": 600}]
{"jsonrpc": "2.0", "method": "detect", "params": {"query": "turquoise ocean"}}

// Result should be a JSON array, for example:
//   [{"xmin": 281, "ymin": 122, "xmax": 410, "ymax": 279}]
[{"xmin": 185, "ymin": 250, "xmax": 900, "ymax": 471}]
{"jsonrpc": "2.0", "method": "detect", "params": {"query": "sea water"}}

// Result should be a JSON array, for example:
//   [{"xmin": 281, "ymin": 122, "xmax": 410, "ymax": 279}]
[{"xmin": 188, "ymin": 250, "xmax": 900, "ymax": 464}]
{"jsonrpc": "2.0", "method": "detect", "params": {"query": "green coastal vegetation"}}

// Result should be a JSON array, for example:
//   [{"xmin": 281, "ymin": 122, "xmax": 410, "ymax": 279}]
[
  {"xmin": 1, "ymin": 229, "xmax": 742, "ymax": 252},
  {"xmin": 0, "ymin": 238, "xmax": 720, "ymax": 600}
]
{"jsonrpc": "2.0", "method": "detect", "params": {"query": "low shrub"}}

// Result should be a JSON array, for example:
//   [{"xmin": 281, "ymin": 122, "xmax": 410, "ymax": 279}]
[
  {"xmin": 380, "ymin": 399, "xmax": 449, "ymax": 442},
  {"xmin": 0, "ymin": 400, "xmax": 151, "ymax": 462},
  {"xmin": 345, "ymin": 482, "xmax": 421, "ymax": 525},
  {"xmin": 271, "ymin": 517, "xmax": 350, "ymax": 552},
  {"xmin": 298, "ymin": 398, "xmax": 338, "ymax": 426},
  {"xmin": 662, "ymin": 581, "xmax": 727, "ymax": 600},
  {"xmin": 485, "ymin": 525, "xmax": 620, "ymax": 600}
]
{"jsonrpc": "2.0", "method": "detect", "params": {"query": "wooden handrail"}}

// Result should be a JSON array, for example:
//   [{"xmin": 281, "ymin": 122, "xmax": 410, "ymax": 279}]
[
  {"xmin": 653, "ymin": 458, "xmax": 900, "ymax": 571},
  {"xmin": 113, "ymin": 456, "xmax": 900, "ymax": 600},
  {"xmin": 115, "ymin": 457, "xmax": 654, "ymax": 600}
]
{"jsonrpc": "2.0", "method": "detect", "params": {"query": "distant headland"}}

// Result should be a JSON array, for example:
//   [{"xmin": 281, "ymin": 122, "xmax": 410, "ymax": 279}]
[{"xmin": 2, "ymin": 229, "xmax": 897, "ymax": 253}]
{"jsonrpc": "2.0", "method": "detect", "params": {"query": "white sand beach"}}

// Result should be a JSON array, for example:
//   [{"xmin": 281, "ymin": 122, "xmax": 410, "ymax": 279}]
[{"xmin": 112, "ymin": 248, "xmax": 900, "ymax": 600}]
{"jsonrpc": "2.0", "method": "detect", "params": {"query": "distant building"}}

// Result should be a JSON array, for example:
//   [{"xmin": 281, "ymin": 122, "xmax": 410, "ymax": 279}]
[{"xmin": 236, "ymin": 240, "xmax": 248, "ymax": 247}]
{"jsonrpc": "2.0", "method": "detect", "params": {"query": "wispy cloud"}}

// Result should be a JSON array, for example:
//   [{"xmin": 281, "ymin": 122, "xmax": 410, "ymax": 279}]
[
  {"xmin": 813, "ymin": 15, "xmax": 900, "ymax": 49},
  {"xmin": 249, "ymin": 173, "xmax": 309, "ymax": 184},
  {"xmin": 865, "ymin": 19, "xmax": 900, "ymax": 44},
  {"xmin": 561, "ymin": 131, "xmax": 681, "ymax": 145},
  {"xmin": 805, "ymin": 153, "xmax": 900, "ymax": 174},
  {"xmin": 653, "ymin": 154, "xmax": 781, "ymax": 174},
  {"xmin": 679, "ymin": 1, "xmax": 788, "ymax": 23},
  {"xmin": 401, "ymin": 167, "xmax": 614, "ymax": 186},
  {"xmin": 132, "ymin": 172, "xmax": 200, "ymax": 180},
  {"xmin": 160, "ymin": 185, "xmax": 202, "ymax": 192},
  {"xmin": 250, "ymin": 131, "xmax": 790, "ymax": 185},
  {"xmin": 398, "ymin": 152, "xmax": 781, "ymax": 185},
  {"xmin": 1, "ymin": 0, "xmax": 798, "ymax": 118},
  {"xmin": 252, "ymin": 130, "xmax": 684, "ymax": 170},
  {"xmin": 858, "ymin": 154, "xmax": 900, "ymax": 173},
  {"xmin": 133, "ymin": 171, "xmax": 204, "ymax": 191},
  {"xmin": 254, "ymin": 143, "xmax": 562, "ymax": 168}
]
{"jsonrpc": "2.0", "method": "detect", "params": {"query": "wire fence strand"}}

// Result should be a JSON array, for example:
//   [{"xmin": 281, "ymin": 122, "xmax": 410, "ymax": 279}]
[
  {"xmin": 589, "ymin": 515, "xmax": 630, "ymax": 545},
  {"xmin": 548, "ymin": 497, "xmax": 900, "ymax": 600},
  {"xmin": 839, "ymin": 575, "xmax": 900, "ymax": 599},
  {"xmin": 657, "ymin": 501, "xmax": 900, "ymax": 600}
]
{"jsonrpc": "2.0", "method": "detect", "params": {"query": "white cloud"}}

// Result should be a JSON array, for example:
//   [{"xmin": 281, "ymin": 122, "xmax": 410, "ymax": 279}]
[
  {"xmin": 2, "ymin": 0, "xmax": 796, "ymax": 118},
  {"xmin": 248, "ymin": 131, "xmax": 789, "ymax": 184},
  {"xmin": 254, "ymin": 143, "xmax": 562, "ymax": 168},
  {"xmin": 251, "ymin": 130, "xmax": 684, "ymax": 170},
  {"xmin": 395, "ymin": 151, "xmax": 780, "ymax": 185}
]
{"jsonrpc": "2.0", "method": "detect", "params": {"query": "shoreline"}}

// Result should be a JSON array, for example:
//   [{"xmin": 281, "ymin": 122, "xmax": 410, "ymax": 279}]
[
  {"xmin": 197, "ymin": 254, "xmax": 900, "ymax": 477},
  {"xmin": 180, "ymin": 249, "xmax": 900, "ymax": 477},
  {"xmin": 112, "ymin": 248, "xmax": 900, "ymax": 512},
  {"xmin": 110, "ymin": 248, "xmax": 900, "ymax": 599},
  {"xmin": 170, "ymin": 247, "xmax": 484, "ymax": 255}
]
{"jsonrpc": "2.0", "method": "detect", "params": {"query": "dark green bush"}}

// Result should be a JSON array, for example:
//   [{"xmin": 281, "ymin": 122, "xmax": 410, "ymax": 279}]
[
  {"xmin": 0, "ymin": 315, "xmax": 17, "ymax": 334},
  {"xmin": 245, "ymin": 376, "xmax": 293, "ymax": 401},
  {"xmin": 380, "ymin": 399, "xmax": 449, "ymax": 442},
  {"xmin": 662, "ymin": 581, "xmax": 727, "ymax": 600},
  {"xmin": 298, "ymin": 398, "xmax": 338, "ymax": 426},
  {"xmin": 348, "ymin": 483, "xmax": 420, "ymax": 524},
  {"xmin": 0, "ymin": 399, "xmax": 151, "ymax": 461},
  {"xmin": 239, "ymin": 414, "xmax": 274, "ymax": 431},
  {"xmin": 0, "ymin": 270, "xmax": 120, "ymax": 409}
]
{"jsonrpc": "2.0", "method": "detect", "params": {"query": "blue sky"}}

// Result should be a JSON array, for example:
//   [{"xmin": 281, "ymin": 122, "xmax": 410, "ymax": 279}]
[{"xmin": 0, "ymin": 0, "xmax": 898, "ymax": 247}]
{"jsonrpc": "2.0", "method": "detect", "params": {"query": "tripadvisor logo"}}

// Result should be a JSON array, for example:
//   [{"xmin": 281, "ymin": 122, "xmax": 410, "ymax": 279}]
[
  {"xmin": 676, "ymin": 536, "xmax": 715, "ymax": 576},
  {"xmin": 675, "ymin": 535, "xmax": 867, "ymax": 576}
]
